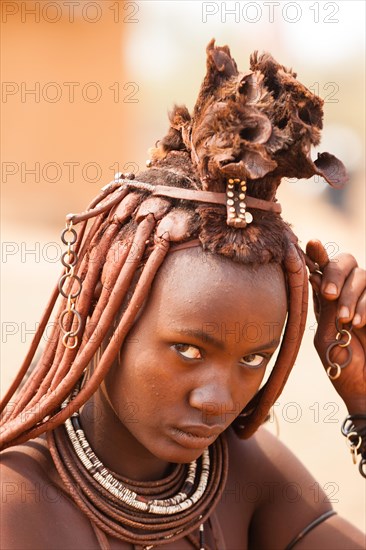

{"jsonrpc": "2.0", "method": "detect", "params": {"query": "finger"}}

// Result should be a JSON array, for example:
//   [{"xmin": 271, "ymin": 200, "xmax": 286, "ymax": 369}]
[
  {"xmin": 309, "ymin": 273, "xmax": 321, "ymax": 319},
  {"xmin": 313, "ymin": 297, "xmax": 339, "ymax": 356},
  {"xmin": 306, "ymin": 240, "xmax": 330, "ymax": 271},
  {"xmin": 352, "ymin": 289, "xmax": 366, "ymax": 328},
  {"xmin": 336, "ymin": 267, "xmax": 366, "ymax": 323},
  {"xmin": 309, "ymin": 272, "xmax": 321, "ymax": 293},
  {"xmin": 320, "ymin": 253, "xmax": 358, "ymax": 301}
]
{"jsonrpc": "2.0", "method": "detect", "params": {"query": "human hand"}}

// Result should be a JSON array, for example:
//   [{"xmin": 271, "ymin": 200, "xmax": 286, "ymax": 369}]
[{"xmin": 306, "ymin": 240, "xmax": 366, "ymax": 414}]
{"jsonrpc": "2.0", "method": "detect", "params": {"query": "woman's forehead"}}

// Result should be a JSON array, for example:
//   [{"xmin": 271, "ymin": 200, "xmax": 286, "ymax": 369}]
[
  {"xmin": 146, "ymin": 247, "xmax": 288, "ymax": 318},
  {"xmin": 138, "ymin": 248, "xmax": 288, "ymax": 339},
  {"xmin": 157, "ymin": 247, "xmax": 285, "ymax": 290}
]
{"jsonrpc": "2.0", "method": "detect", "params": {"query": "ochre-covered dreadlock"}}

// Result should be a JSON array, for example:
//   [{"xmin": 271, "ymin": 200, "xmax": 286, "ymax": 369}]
[{"xmin": 0, "ymin": 39, "xmax": 347, "ymax": 452}]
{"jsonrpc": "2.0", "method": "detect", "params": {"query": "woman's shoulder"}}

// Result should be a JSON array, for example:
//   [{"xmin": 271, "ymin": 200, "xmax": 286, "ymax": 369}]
[
  {"xmin": 226, "ymin": 423, "xmax": 327, "ymax": 487},
  {"xmin": 225, "ymin": 425, "xmax": 365, "ymax": 549},
  {"xmin": 0, "ymin": 436, "xmax": 56, "ymax": 496},
  {"xmin": 224, "ymin": 425, "xmax": 335, "ymax": 548},
  {"xmin": 226, "ymin": 422, "xmax": 314, "ymax": 482},
  {"xmin": 0, "ymin": 436, "xmax": 99, "ymax": 549}
]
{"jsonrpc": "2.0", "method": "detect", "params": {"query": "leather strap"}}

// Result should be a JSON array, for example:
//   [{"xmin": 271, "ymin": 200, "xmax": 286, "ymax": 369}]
[
  {"xmin": 169, "ymin": 239, "xmax": 201, "ymax": 253},
  {"xmin": 140, "ymin": 183, "xmax": 282, "ymax": 214},
  {"xmin": 67, "ymin": 180, "xmax": 282, "ymax": 225},
  {"xmin": 284, "ymin": 510, "xmax": 337, "ymax": 550}
]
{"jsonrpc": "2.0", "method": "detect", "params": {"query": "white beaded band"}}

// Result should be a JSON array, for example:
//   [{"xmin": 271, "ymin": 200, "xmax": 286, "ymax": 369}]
[{"xmin": 61, "ymin": 392, "xmax": 210, "ymax": 516}]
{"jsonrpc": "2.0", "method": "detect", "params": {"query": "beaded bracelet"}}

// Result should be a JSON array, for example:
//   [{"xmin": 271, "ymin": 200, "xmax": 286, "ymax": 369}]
[{"xmin": 341, "ymin": 414, "xmax": 366, "ymax": 478}]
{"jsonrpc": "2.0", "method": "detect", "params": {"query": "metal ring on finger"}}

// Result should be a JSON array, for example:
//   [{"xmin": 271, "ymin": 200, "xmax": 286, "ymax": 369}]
[{"xmin": 310, "ymin": 261, "xmax": 323, "ymax": 276}]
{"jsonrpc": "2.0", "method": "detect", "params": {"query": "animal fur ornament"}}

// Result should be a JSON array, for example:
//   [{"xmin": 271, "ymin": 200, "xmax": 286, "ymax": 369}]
[
  {"xmin": 152, "ymin": 39, "xmax": 347, "ymax": 193},
  {"xmin": 145, "ymin": 38, "xmax": 347, "ymax": 259}
]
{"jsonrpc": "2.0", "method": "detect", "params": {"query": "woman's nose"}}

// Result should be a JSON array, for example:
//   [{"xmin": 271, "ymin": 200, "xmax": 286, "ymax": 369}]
[{"xmin": 188, "ymin": 377, "xmax": 236, "ymax": 422}]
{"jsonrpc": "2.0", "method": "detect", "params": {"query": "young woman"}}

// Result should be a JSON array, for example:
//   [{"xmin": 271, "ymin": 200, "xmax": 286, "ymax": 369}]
[{"xmin": 1, "ymin": 41, "xmax": 365, "ymax": 549}]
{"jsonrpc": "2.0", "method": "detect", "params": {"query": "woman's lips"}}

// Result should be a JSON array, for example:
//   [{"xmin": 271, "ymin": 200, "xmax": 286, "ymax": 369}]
[{"xmin": 169, "ymin": 425, "xmax": 223, "ymax": 450}]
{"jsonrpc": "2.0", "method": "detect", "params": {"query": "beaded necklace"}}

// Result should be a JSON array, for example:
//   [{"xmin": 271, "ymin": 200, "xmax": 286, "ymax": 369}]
[{"xmin": 47, "ymin": 387, "xmax": 228, "ymax": 549}]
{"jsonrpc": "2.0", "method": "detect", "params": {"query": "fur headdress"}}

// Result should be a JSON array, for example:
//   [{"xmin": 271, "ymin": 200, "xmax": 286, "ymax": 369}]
[{"xmin": 151, "ymin": 38, "xmax": 347, "ymax": 194}]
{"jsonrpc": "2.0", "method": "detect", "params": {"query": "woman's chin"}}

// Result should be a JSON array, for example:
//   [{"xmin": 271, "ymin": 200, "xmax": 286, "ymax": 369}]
[{"xmin": 146, "ymin": 438, "xmax": 208, "ymax": 466}]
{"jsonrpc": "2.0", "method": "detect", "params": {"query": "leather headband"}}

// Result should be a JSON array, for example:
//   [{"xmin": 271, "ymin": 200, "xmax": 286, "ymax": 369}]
[
  {"xmin": 67, "ymin": 178, "xmax": 282, "ymax": 226},
  {"xmin": 124, "ymin": 181, "xmax": 282, "ymax": 214}
]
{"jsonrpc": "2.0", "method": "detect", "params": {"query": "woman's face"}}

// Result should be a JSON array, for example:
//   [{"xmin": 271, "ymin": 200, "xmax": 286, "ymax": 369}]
[{"xmin": 104, "ymin": 248, "xmax": 287, "ymax": 464}]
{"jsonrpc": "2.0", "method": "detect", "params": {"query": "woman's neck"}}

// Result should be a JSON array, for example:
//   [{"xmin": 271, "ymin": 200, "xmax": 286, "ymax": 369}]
[{"xmin": 79, "ymin": 385, "xmax": 172, "ymax": 482}]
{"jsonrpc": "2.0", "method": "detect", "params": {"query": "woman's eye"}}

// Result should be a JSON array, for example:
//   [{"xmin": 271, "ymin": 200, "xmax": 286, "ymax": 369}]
[
  {"xmin": 239, "ymin": 354, "xmax": 266, "ymax": 368},
  {"xmin": 173, "ymin": 344, "xmax": 202, "ymax": 360}
]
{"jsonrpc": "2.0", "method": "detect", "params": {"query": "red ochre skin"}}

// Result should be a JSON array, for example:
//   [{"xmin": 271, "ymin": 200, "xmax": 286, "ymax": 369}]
[
  {"xmin": 91, "ymin": 248, "xmax": 287, "ymax": 477},
  {"xmin": 1, "ymin": 248, "xmax": 365, "ymax": 549}
]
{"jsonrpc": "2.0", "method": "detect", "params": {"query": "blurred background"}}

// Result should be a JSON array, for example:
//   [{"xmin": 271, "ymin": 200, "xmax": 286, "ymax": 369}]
[{"xmin": 1, "ymin": 0, "xmax": 365, "ymax": 531}]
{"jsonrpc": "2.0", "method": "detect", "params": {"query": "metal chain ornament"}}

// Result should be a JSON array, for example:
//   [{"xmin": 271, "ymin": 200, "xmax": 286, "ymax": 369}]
[
  {"xmin": 58, "ymin": 221, "xmax": 83, "ymax": 349},
  {"xmin": 325, "ymin": 318, "xmax": 353, "ymax": 380}
]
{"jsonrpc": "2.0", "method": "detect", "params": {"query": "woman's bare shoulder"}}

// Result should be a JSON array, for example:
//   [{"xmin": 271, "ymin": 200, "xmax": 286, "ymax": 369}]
[
  {"xmin": 225, "ymin": 423, "xmax": 308, "ymax": 481},
  {"xmin": 225, "ymin": 426, "xmax": 364, "ymax": 549},
  {"xmin": 0, "ymin": 436, "xmax": 57, "ymax": 496},
  {"xmin": 227, "ymin": 423, "xmax": 329, "ymax": 486},
  {"xmin": 0, "ymin": 437, "xmax": 98, "ymax": 549}
]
